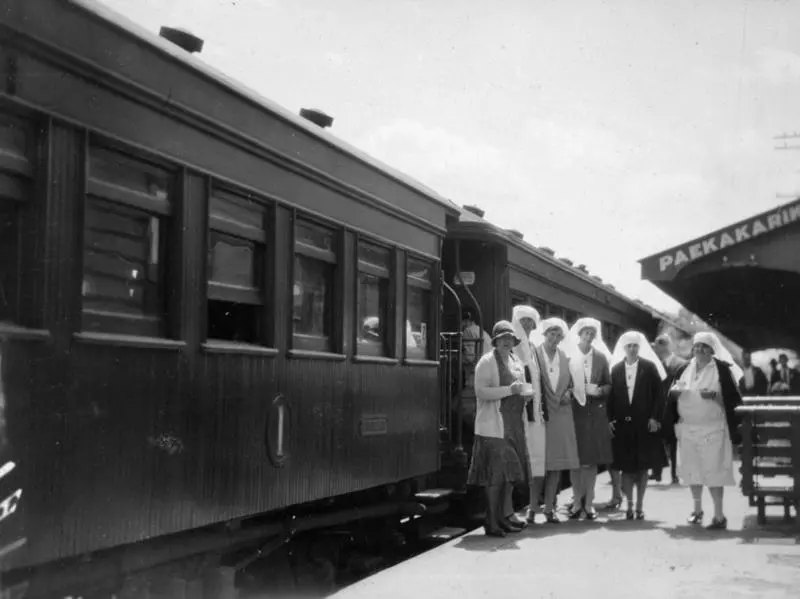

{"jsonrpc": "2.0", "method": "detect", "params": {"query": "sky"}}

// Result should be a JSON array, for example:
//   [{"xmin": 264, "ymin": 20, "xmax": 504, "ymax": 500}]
[{"xmin": 99, "ymin": 0, "xmax": 800, "ymax": 313}]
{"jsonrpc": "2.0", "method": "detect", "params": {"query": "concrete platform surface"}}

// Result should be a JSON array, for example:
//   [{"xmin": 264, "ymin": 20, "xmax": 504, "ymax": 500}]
[{"xmin": 330, "ymin": 475, "xmax": 800, "ymax": 599}]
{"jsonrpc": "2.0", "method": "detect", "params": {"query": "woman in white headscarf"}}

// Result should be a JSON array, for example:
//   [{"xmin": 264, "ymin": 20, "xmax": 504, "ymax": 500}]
[
  {"xmin": 511, "ymin": 305, "xmax": 546, "ymax": 523},
  {"xmin": 562, "ymin": 317, "xmax": 614, "ymax": 520},
  {"xmin": 608, "ymin": 330, "xmax": 667, "ymax": 520},
  {"xmin": 535, "ymin": 317, "xmax": 580, "ymax": 523},
  {"xmin": 666, "ymin": 331, "xmax": 743, "ymax": 530}
]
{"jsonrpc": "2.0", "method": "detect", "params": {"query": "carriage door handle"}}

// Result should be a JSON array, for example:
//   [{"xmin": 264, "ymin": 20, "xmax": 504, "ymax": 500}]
[{"xmin": 266, "ymin": 393, "xmax": 290, "ymax": 468}]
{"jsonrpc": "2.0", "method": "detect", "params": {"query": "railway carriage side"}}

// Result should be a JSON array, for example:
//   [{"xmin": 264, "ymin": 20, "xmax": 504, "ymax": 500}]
[{"xmin": 0, "ymin": 0, "xmax": 458, "ymax": 584}]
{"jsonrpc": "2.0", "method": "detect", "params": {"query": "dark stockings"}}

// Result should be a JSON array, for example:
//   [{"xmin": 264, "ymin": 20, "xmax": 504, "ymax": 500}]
[{"xmin": 621, "ymin": 470, "xmax": 649, "ymax": 512}]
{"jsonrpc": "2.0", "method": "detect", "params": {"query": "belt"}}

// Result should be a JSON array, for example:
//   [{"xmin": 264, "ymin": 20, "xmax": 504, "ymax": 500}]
[{"xmin": 624, "ymin": 416, "xmax": 632, "ymax": 423}]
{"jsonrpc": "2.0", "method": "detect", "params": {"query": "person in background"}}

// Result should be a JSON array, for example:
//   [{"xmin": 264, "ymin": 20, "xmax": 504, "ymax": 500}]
[
  {"xmin": 651, "ymin": 334, "xmax": 687, "ymax": 485},
  {"xmin": 510, "ymin": 305, "xmax": 547, "ymax": 524},
  {"xmin": 666, "ymin": 332, "xmax": 743, "ymax": 530},
  {"xmin": 738, "ymin": 350, "xmax": 768, "ymax": 397},
  {"xmin": 608, "ymin": 331, "xmax": 667, "ymax": 520},
  {"xmin": 467, "ymin": 320, "xmax": 528, "ymax": 537},
  {"xmin": 562, "ymin": 317, "xmax": 613, "ymax": 520},
  {"xmin": 769, "ymin": 353, "xmax": 798, "ymax": 395},
  {"xmin": 535, "ymin": 318, "xmax": 580, "ymax": 524},
  {"xmin": 461, "ymin": 311, "xmax": 492, "ymax": 369}
]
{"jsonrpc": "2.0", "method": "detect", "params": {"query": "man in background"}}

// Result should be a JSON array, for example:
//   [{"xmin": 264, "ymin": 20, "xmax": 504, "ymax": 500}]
[
  {"xmin": 770, "ymin": 353, "xmax": 799, "ymax": 395},
  {"xmin": 738, "ymin": 350, "xmax": 768, "ymax": 397},
  {"xmin": 651, "ymin": 334, "xmax": 687, "ymax": 484}
]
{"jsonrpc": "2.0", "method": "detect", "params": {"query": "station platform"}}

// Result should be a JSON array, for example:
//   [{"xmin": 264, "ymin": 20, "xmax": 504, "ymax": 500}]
[{"xmin": 330, "ymin": 469, "xmax": 800, "ymax": 599}]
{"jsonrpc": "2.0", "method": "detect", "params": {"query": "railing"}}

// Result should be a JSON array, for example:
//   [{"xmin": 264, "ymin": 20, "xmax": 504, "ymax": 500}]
[
  {"xmin": 438, "ymin": 334, "xmax": 485, "ymax": 467},
  {"xmin": 736, "ymin": 398, "xmax": 800, "ymax": 524}
]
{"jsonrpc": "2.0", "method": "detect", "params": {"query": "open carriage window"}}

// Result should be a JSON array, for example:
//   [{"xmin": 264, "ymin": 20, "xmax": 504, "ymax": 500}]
[
  {"xmin": 207, "ymin": 188, "xmax": 268, "ymax": 344},
  {"xmin": 82, "ymin": 144, "xmax": 173, "ymax": 337},
  {"xmin": 293, "ymin": 219, "xmax": 337, "ymax": 352},
  {"xmin": 356, "ymin": 241, "xmax": 392, "ymax": 356},
  {"xmin": 0, "ymin": 111, "xmax": 34, "ymax": 324},
  {"xmin": 406, "ymin": 257, "xmax": 434, "ymax": 360}
]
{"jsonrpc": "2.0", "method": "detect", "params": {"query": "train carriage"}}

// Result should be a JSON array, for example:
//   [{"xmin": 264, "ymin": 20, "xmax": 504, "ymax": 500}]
[{"xmin": 0, "ymin": 0, "xmax": 459, "ymax": 592}]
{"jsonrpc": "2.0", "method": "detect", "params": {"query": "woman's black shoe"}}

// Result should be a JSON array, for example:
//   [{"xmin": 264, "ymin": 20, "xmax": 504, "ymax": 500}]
[
  {"xmin": 484, "ymin": 526, "xmax": 507, "ymax": 537},
  {"xmin": 687, "ymin": 511, "xmax": 704, "ymax": 525},
  {"xmin": 635, "ymin": 510, "xmax": 645, "ymax": 521},
  {"xmin": 625, "ymin": 509, "xmax": 634, "ymax": 520},
  {"xmin": 499, "ymin": 518, "xmax": 524, "ymax": 533},
  {"xmin": 706, "ymin": 517, "xmax": 727, "ymax": 530},
  {"xmin": 585, "ymin": 510, "xmax": 599, "ymax": 521},
  {"xmin": 567, "ymin": 508, "xmax": 583, "ymax": 520},
  {"xmin": 545, "ymin": 512, "xmax": 562, "ymax": 524}
]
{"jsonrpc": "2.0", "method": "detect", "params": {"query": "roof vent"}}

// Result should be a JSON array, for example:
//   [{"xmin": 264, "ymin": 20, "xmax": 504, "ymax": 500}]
[
  {"xmin": 159, "ymin": 27, "xmax": 204, "ymax": 53},
  {"xmin": 505, "ymin": 229, "xmax": 524, "ymax": 240},
  {"xmin": 559, "ymin": 257, "xmax": 574, "ymax": 266},
  {"xmin": 606, "ymin": 283, "xmax": 616, "ymax": 290},
  {"xmin": 591, "ymin": 275, "xmax": 603, "ymax": 283},
  {"xmin": 576, "ymin": 264, "xmax": 589, "ymax": 273},
  {"xmin": 462, "ymin": 205, "xmax": 485, "ymax": 218},
  {"xmin": 299, "ymin": 108, "xmax": 334, "ymax": 129},
  {"xmin": 538, "ymin": 246, "xmax": 555, "ymax": 256}
]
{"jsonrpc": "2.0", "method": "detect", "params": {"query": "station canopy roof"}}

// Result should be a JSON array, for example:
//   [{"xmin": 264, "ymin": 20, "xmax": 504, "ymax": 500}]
[{"xmin": 639, "ymin": 198, "xmax": 800, "ymax": 352}]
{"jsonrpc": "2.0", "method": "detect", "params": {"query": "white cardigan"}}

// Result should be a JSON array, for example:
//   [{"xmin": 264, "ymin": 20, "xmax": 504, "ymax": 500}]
[{"xmin": 473, "ymin": 350, "xmax": 525, "ymax": 439}]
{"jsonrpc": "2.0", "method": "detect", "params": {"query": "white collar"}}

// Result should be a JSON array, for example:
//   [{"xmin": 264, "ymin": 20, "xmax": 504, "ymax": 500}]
[{"xmin": 624, "ymin": 360, "xmax": 639, "ymax": 368}]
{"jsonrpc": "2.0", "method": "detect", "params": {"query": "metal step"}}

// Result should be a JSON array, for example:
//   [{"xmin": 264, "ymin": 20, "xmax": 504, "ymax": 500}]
[
  {"xmin": 422, "ymin": 526, "xmax": 467, "ymax": 542},
  {"xmin": 414, "ymin": 488, "xmax": 456, "ymax": 505}
]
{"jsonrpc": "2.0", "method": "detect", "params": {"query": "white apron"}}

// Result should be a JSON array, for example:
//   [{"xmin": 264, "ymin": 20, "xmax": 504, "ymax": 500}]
[{"xmin": 675, "ymin": 361, "xmax": 735, "ymax": 487}]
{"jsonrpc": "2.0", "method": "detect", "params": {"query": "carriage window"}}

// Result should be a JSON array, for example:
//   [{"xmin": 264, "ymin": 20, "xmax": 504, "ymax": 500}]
[
  {"xmin": 0, "ymin": 205, "xmax": 20, "ymax": 323},
  {"xmin": 406, "ymin": 257, "xmax": 433, "ymax": 359},
  {"xmin": 0, "ymin": 112, "xmax": 34, "ymax": 324},
  {"xmin": 83, "ymin": 145, "xmax": 172, "ymax": 337},
  {"xmin": 207, "ymin": 189, "xmax": 268, "ymax": 344},
  {"xmin": 293, "ymin": 220, "xmax": 337, "ymax": 351},
  {"xmin": 357, "ymin": 242, "xmax": 392, "ymax": 356}
]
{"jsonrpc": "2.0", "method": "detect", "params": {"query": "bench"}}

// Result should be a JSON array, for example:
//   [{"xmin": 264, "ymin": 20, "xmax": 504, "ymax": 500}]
[{"xmin": 736, "ymin": 401, "xmax": 800, "ymax": 525}]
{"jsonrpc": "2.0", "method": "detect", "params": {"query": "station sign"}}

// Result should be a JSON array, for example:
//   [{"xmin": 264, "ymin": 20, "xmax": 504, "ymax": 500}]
[{"xmin": 641, "ymin": 199, "xmax": 800, "ymax": 280}]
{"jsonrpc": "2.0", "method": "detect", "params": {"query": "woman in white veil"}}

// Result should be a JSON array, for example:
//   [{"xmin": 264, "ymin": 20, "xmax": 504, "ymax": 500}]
[
  {"xmin": 510, "ymin": 305, "xmax": 545, "ymax": 522},
  {"xmin": 610, "ymin": 331, "xmax": 667, "ymax": 380},
  {"xmin": 607, "ymin": 330, "xmax": 667, "ymax": 520},
  {"xmin": 561, "ymin": 317, "xmax": 614, "ymax": 519},
  {"xmin": 666, "ymin": 331, "xmax": 743, "ymax": 530}
]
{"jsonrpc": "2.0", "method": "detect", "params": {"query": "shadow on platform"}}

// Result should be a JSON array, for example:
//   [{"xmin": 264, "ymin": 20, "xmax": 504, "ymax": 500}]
[
  {"xmin": 663, "ymin": 515, "xmax": 800, "ymax": 545},
  {"xmin": 452, "ymin": 534, "xmax": 523, "ymax": 552}
]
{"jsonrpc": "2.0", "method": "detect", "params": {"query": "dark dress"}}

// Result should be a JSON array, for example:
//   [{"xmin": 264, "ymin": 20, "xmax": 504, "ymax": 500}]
[
  {"xmin": 607, "ymin": 358, "xmax": 667, "ymax": 473},
  {"xmin": 572, "ymin": 350, "xmax": 614, "ymax": 467},
  {"xmin": 466, "ymin": 351, "xmax": 525, "ymax": 487},
  {"xmin": 497, "ymin": 353, "xmax": 531, "ymax": 486}
]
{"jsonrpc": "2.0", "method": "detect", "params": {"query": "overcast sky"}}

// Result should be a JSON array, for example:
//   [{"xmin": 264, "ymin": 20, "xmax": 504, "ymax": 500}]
[{"xmin": 100, "ymin": 0, "xmax": 800, "ymax": 313}]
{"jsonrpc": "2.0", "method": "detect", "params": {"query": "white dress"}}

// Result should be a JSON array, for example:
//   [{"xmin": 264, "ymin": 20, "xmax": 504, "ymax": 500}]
[
  {"xmin": 675, "ymin": 361, "xmax": 735, "ymax": 487},
  {"xmin": 520, "ymin": 338, "xmax": 545, "ymax": 478},
  {"xmin": 525, "ymin": 391, "xmax": 546, "ymax": 478}
]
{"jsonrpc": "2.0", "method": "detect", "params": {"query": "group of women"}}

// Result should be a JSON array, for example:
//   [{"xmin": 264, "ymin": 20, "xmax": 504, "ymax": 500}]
[{"xmin": 467, "ymin": 305, "xmax": 744, "ymax": 538}]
